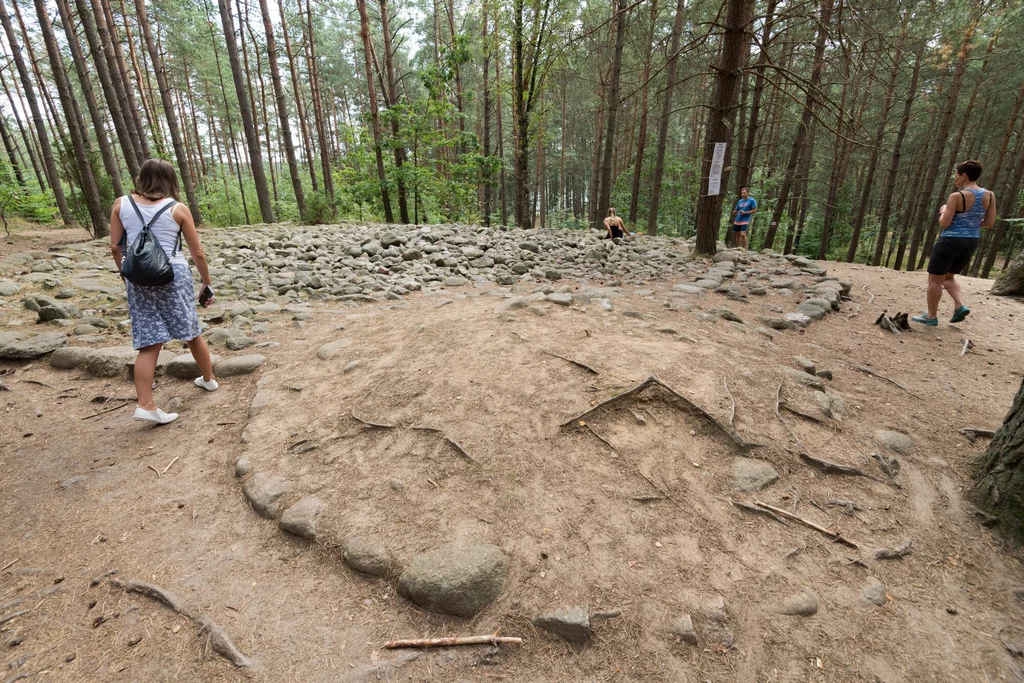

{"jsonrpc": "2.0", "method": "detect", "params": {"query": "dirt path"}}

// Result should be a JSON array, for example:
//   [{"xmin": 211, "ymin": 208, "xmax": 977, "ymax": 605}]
[{"xmin": 2, "ymin": 252, "xmax": 1023, "ymax": 681}]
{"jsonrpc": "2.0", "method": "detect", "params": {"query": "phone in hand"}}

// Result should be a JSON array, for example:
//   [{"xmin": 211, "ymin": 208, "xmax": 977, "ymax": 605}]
[{"xmin": 198, "ymin": 285, "xmax": 214, "ymax": 307}]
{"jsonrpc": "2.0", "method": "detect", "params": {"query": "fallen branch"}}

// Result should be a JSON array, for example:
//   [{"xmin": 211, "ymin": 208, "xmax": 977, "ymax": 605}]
[
  {"xmin": 754, "ymin": 501, "xmax": 858, "ymax": 548},
  {"xmin": 861, "ymin": 284, "xmax": 875, "ymax": 304},
  {"xmin": 959, "ymin": 338, "xmax": 972, "ymax": 357},
  {"xmin": 561, "ymin": 375, "xmax": 756, "ymax": 450},
  {"xmin": 384, "ymin": 635, "xmax": 523, "ymax": 649},
  {"xmin": 799, "ymin": 452, "xmax": 884, "ymax": 482},
  {"xmin": 20, "ymin": 379, "xmax": 54, "ymax": 388},
  {"xmin": 846, "ymin": 364, "xmax": 920, "ymax": 398},
  {"xmin": 1, "ymin": 558, "xmax": 19, "ymax": 571},
  {"xmin": 585, "ymin": 425, "xmax": 616, "ymax": 451},
  {"xmin": 82, "ymin": 402, "xmax": 130, "ymax": 420},
  {"xmin": 960, "ymin": 427, "xmax": 996, "ymax": 443},
  {"xmin": 875, "ymin": 539, "xmax": 912, "ymax": 560},
  {"xmin": 351, "ymin": 411, "xmax": 396, "ymax": 429},
  {"xmin": 541, "ymin": 349, "xmax": 599, "ymax": 375},
  {"xmin": 732, "ymin": 499, "xmax": 788, "ymax": 526},
  {"xmin": 723, "ymin": 377, "xmax": 736, "ymax": 428},
  {"xmin": 147, "ymin": 465, "xmax": 160, "ymax": 477},
  {"xmin": 161, "ymin": 456, "xmax": 179, "ymax": 475},
  {"xmin": 444, "ymin": 437, "xmax": 476, "ymax": 463},
  {"xmin": 111, "ymin": 578, "xmax": 252, "ymax": 667}
]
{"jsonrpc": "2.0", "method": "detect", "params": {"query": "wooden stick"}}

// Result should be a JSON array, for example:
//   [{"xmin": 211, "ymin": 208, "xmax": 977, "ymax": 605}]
[
  {"xmin": 161, "ymin": 456, "xmax": 179, "ymax": 475},
  {"xmin": 444, "ymin": 437, "xmax": 477, "ymax": 463},
  {"xmin": 1, "ymin": 558, "xmax": 19, "ymax": 571},
  {"xmin": 959, "ymin": 338, "xmax": 972, "ymax": 357},
  {"xmin": 723, "ymin": 377, "xmax": 736, "ymax": 428},
  {"xmin": 780, "ymin": 403, "xmax": 826, "ymax": 424},
  {"xmin": 0, "ymin": 610, "xmax": 30, "ymax": 626},
  {"xmin": 798, "ymin": 452, "xmax": 884, "ymax": 482},
  {"xmin": 147, "ymin": 465, "xmax": 160, "ymax": 477},
  {"xmin": 846, "ymin": 364, "xmax": 920, "ymax": 398},
  {"xmin": 585, "ymin": 425, "xmax": 616, "ymax": 451},
  {"xmin": 82, "ymin": 402, "xmax": 130, "ymax": 420},
  {"xmin": 541, "ymin": 349, "xmax": 599, "ymax": 375},
  {"xmin": 384, "ymin": 635, "xmax": 523, "ymax": 649},
  {"xmin": 351, "ymin": 411, "xmax": 396, "ymax": 429},
  {"xmin": 861, "ymin": 284, "xmax": 875, "ymax": 304},
  {"xmin": 754, "ymin": 501, "xmax": 858, "ymax": 548},
  {"xmin": 732, "ymin": 499, "xmax": 788, "ymax": 525}
]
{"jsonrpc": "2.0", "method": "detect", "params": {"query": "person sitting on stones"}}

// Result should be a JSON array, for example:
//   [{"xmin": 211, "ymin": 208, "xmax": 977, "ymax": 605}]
[
  {"xmin": 912, "ymin": 160, "xmax": 996, "ymax": 327},
  {"xmin": 604, "ymin": 207, "xmax": 630, "ymax": 241},
  {"xmin": 109, "ymin": 158, "xmax": 219, "ymax": 425}
]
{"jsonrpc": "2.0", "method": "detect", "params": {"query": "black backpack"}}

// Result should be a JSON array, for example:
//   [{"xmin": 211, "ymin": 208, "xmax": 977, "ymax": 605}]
[{"xmin": 119, "ymin": 196, "xmax": 180, "ymax": 287}]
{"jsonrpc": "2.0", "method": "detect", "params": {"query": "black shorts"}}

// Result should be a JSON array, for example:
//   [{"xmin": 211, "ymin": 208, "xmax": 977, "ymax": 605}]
[{"xmin": 928, "ymin": 236, "xmax": 979, "ymax": 276}]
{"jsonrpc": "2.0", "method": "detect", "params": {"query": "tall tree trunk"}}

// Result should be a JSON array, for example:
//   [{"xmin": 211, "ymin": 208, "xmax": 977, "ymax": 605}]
[
  {"xmin": 34, "ymin": 0, "xmax": 107, "ymax": 235},
  {"xmin": 134, "ymin": 0, "xmax": 203, "ymax": 223},
  {"xmin": 355, "ymin": 0, "xmax": 394, "ymax": 222},
  {"xmin": 278, "ymin": 0, "xmax": 316, "ymax": 192},
  {"xmin": 300, "ymin": 0, "xmax": 333, "ymax": 199},
  {"xmin": 596, "ymin": 0, "xmax": 627, "ymax": 225},
  {"xmin": 258, "ymin": 0, "xmax": 305, "ymax": 217},
  {"xmin": 0, "ymin": 114, "xmax": 25, "ymax": 185},
  {"xmin": 481, "ymin": 0, "xmax": 492, "ymax": 225},
  {"xmin": 904, "ymin": 20, "xmax": 977, "ymax": 270},
  {"xmin": 244, "ymin": 4, "xmax": 278, "ymax": 204},
  {"xmin": 379, "ymin": 0, "xmax": 411, "ymax": 223},
  {"xmin": 56, "ymin": 0, "xmax": 124, "ymax": 198},
  {"xmin": 97, "ymin": 0, "xmax": 148, "ymax": 163},
  {"xmin": 692, "ymin": 0, "xmax": 754, "ymax": 255},
  {"xmin": 849, "ymin": 25, "xmax": 905, "ymax": 262},
  {"xmin": 736, "ymin": 0, "xmax": 777, "ymax": 193},
  {"xmin": 74, "ymin": 0, "xmax": 137, "ymax": 178},
  {"xmin": 627, "ymin": 0, "xmax": 658, "ymax": 224},
  {"xmin": 0, "ymin": 63, "xmax": 45, "ymax": 189},
  {"xmin": 0, "ymin": 0, "xmax": 71, "ymax": 224},
  {"xmin": 972, "ymin": 377, "xmax": 1024, "ymax": 541},
  {"xmin": 977, "ymin": 85, "xmax": 1024, "ymax": 277},
  {"xmin": 647, "ymin": 0, "xmax": 686, "ymax": 236},
  {"xmin": 763, "ymin": 0, "xmax": 833, "ymax": 250},
  {"xmin": 872, "ymin": 43, "xmax": 922, "ymax": 267},
  {"xmin": 216, "ymin": 0, "xmax": 274, "ymax": 223},
  {"xmin": 495, "ymin": 40, "xmax": 508, "ymax": 226}
]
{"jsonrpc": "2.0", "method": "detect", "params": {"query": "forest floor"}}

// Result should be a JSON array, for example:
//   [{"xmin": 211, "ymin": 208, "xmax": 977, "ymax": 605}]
[{"xmin": 2, "ymin": 224, "xmax": 1024, "ymax": 682}]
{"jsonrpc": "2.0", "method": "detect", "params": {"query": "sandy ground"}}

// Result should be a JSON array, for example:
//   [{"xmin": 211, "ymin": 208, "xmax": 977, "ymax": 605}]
[{"xmin": 2, "ymin": 227, "xmax": 1024, "ymax": 682}]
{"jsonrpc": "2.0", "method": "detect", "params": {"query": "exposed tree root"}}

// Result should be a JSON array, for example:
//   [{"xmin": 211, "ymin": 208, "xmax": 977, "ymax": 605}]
[
  {"xmin": 110, "ymin": 578, "xmax": 253, "ymax": 668},
  {"xmin": 541, "ymin": 349, "xmax": 599, "ymax": 375},
  {"xmin": 732, "ymin": 499, "xmax": 788, "ymax": 525},
  {"xmin": 845, "ymin": 363, "xmax": 920, "ymax": 398},
  {"xmin": 753, "ymin": 501, "xmax": 859, "ymax": 549},
  {"xmin": 799, "ymin": 452, "xmax": 884, "ymax": 482},
  {"xmin": 562, "ymin": 375, "xmax": 758, "ymax": 451}
]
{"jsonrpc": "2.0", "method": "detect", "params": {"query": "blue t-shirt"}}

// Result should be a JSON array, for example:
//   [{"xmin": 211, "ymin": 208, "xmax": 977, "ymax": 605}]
[{"xmin": 734, "ymin": 197, "xmax": 756, "ymax": 225}]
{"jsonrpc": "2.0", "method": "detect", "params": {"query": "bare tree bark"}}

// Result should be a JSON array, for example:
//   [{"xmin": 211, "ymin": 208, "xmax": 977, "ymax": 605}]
[
  {"xmin": 379, "ymin": 0, "xmax": 411, "ymax": 223},
  {"xmin": 0, "ymin": 61, "xmax": 45, "ymax": 189},
  {"xmin": 596, "ymin": 0, "xmax": 628, "ymax": 224},
  {"xmin": 693, "ymin": 0, "xmax": 755, "ymax": 255},
  {"xmin": 279, "ymin": 0, "xmax": 316, "ymax": 192},
  {"xmin": 216, "ymin": 0, "xmax": 274, "ymax": 223},
  {"xmin": 134, "ymin": 0, "xmax": 203, "ymax": 222},
  {"xmin": 97, "ymin": 0, "xmax": 148, "ymax": 163},
  {"xmin": 299, "ymin": 0, "xmax": 333, "ymax": 199},
  {"xmin": 646, "ymin": 0, "xmax": 686, "ymax": 236},
  {"xmin": 627, "ymin": 0, "xmax": 658, "ymax": 224},
  {"xmin": 56, "ymin": 0, "xmax": 123, "ymax": 197},
  {"xmin": 481, "ymin": 0, "xmax": 493, "ymax": 225},
  {"xmin": 34, "ymin": 0, "xmax": 107, "ymax": 235},
  {"xmin": 356, "ymin": 0, "xmax": 394, "ymax": 222},
  {"xmin": 0, "ymin": 0, "xmax": 71, "ymax": 223},
  {"xmin": 257, "ymin": 0, "xmax": 305, "ymax": 217},
  {"xmin": 735, "ymin": 0, "xmax": 777, "ymax": 193},
  {"xmin": 0, "ymin": 113, "xmax": 25, "ymax": 185}
]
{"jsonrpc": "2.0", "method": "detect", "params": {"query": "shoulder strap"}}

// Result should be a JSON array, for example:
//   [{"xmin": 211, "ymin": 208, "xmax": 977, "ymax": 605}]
[{"xmin": 956, "ymin": 190, "xmax": 966, "ymax": 213}]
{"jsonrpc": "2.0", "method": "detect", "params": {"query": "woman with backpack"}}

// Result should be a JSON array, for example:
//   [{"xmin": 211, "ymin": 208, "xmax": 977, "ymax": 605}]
[{"xmin": 109, "ymin": 159, "xmax": 218, "ymax": 425}]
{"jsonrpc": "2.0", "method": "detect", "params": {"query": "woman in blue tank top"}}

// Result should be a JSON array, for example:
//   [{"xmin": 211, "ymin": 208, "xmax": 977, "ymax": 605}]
[{"xmin": 912, "ymin": 160, "xmax": 996, "ymax": 326}]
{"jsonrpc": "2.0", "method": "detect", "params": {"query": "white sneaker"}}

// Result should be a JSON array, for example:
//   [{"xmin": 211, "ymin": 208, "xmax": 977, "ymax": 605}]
[
  {"xmin": 133, "ymin": 407, "xmax": 178, "ymax": 424},
  {"xmin": 194, "ymin": 376, "xmax": 219, "ymax": 392}
]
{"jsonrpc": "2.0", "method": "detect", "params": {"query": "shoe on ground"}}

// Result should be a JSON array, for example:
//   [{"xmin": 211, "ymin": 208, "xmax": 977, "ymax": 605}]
[
  {"xmin": 133, "ymin": 407, "xmax": 178, "ymax": 424},
  {"xmin": 195, "ymin": 376, "xmax": 219, "ymax": 391},
  {"xmin": 950, "ymin": 305, "xmax": 970, "ymax": 323},
  {"xmin": 911, "ymin": 314, "xmax": 938, "ymax": 326}
]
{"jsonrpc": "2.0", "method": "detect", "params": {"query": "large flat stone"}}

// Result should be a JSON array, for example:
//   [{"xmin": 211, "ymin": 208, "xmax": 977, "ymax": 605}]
[
  {"xmin": 242, "ymin": 473, "xmax": 292, "ymax": 519},
  {"xmin": 0, "ymin": 332, "xmax": 68, "ymax": 360},
  {"xmin": 398, "ymin": 542, "xmax": 507, "ymax": 617},
  {"xmin": 214, "ymin": 355, "xmax": 266, "ymax": 377}
]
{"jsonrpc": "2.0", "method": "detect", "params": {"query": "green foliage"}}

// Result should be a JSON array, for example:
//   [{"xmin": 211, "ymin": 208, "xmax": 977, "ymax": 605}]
[{"xmin": 303, "ymin": 191, "xmax": 336, "ymax": 225}]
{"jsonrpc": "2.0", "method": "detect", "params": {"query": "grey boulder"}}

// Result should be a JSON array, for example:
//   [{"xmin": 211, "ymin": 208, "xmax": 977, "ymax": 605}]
[
  {"xmin": 278, "ymin": 497, "xmax": 326, "ymax": 539},
  {"xmin": 532, "ymin": 606, "xmax": 591, "ymax": 645},
  {"xmin": 398, "ymin": 542, "xmax": 507, "ymax": 617},
  {"xmin": 214, "ymin": 354, "xmax": 267, "ymax": 377},
  {"xmin": 242, "ymin": 473, "xmax": 291, "ymax": 519},
  {"xmin": 343, "ymin": 537, "xmax": 392, "ymax": 577},
  {"xmin": 875, "ymin": 430, "xmax": 914, "ymax": 455},
  {"xmin": 0, "ymin": 332, "xmax": 68, "ymax": 360},
  {"xmin": 733, "ymin": 457, "xmax": 779, "ymax": 492}
]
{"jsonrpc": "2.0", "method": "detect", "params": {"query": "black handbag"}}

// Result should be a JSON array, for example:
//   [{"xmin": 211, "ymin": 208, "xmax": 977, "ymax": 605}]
[{"xmin": 119, "ymin": 196, "xmax": 180, "ymax": 286}]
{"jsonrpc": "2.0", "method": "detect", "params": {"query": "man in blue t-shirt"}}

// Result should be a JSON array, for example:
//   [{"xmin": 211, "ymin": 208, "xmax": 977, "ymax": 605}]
[{"xmin": 730, "ymin": 187, "xmax": 757, "ymax": 249}]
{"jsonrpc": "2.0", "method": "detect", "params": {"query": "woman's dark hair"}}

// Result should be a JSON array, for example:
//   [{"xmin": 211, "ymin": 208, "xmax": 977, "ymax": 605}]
[
  {"xmin": 956, "ymin": 160, "xmax": 982, "ymax": 182},
  {"xmin": 133, "ymin": 158, "xmax": 180, "ymax": 201}
]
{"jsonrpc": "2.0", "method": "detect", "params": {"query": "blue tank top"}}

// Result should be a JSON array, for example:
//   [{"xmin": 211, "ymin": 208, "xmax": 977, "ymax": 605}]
[{"xmin": 943, "ymin": 187, "xmax": 986, "ymax": 239}]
